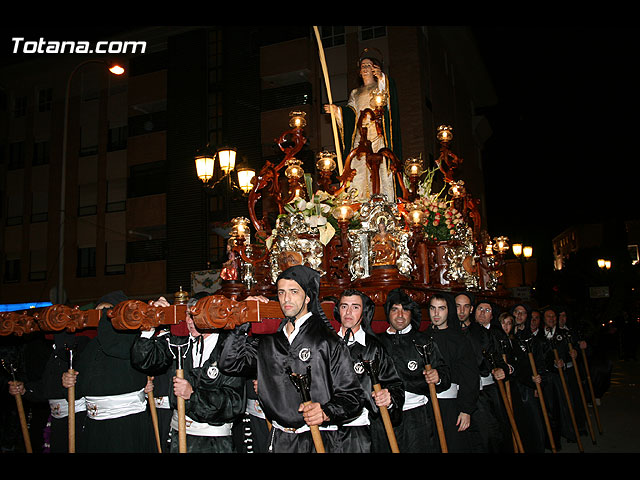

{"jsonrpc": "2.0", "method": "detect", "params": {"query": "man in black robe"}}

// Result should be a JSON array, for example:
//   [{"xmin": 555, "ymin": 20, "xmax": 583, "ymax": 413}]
[
  {"xmin": 536, "ymin": 305, "xmax": 586, "ymax": 449},
  {"xmin": 333, "ymin": 288, "xmax": 404, "ymax": 452},
  {"xmin": 9, "ymin": 331, "xmax": 90, "ymax": 453},
  {"xmin": 219, "ymin": 265, "xmax": 364, "ymax": 453},
  {"xmin": 428, "ymin": 293, "xmax": 479, "ymax": 453},
  {"xmin": 473, "ymin": 299, "xmax": 514, "ymax": 453},
  {"xmin": 454, "ymin": 292, "xmax": 509, "ymax": 452},
  {"xmin": 130, "ymin": 293, "xmax": 246, "ymax": 453},
  {"xmin": 62, "ymin": 291, "xmax": 154, "ymax": 453},
  {"xmin": 376, "ymin": 288, "xmax": 450, "ymax": 453}
]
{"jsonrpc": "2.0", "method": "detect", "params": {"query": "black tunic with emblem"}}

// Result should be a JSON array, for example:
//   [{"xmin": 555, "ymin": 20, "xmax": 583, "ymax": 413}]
[
  {"xmin": 219, "ymin": 313, "xmax": 365, "ymax": 452},
  {"xmin": 220, "ymin": 265, "xmax": 365, "ymax": 453},
  {"xmin": 131, "ymin": 330, "xmax": 246, "ymax": 453},
  {"xmin": 333, "ymin": 290, "xmax": 405, "ymax": 453}
]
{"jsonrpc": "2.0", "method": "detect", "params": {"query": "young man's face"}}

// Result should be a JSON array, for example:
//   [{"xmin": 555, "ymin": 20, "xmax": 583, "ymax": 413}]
[
  {"xmin": 530, "ymin": 311, "xmax": 541, "ymax": 331},
  {"xmin": 513, "ymin": 305, "xmax": 527, "ymax": 326},
  {"xmin": 429, "ymin": 298, "xmax": 449, "ymax": 330},
  {"xmin": 339, "ymin": 295, "xmax": 364, "ymax": 331},
  {"xmin": 558, "ymin": 311, "xmax": 567, "ymax": 328},
  {"xmin": 388, "ymin": 304, "xmax": 412, "ymax": 332},
  {"xmin": 277, "ymin": 278, "xmax": 309, "ymax": 320},
  {"xmin": 455, "ymin": 295, "xmax": 473, "ymax": 324}
]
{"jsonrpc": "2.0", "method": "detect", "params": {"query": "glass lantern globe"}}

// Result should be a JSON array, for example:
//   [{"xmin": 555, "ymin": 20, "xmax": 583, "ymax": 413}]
[{"xmin": 285, "ymin": 158, "xmax": 304, "ymax": 179}]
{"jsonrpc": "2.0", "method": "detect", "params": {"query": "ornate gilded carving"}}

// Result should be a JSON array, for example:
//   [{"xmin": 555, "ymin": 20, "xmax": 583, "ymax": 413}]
[
  {"xmin": 348, "ymin": 196, "xmax": 414, "ymax": 280},
  {"xmin": 268, "ymin": 212, "xmax": 325, "ymax": 283}
]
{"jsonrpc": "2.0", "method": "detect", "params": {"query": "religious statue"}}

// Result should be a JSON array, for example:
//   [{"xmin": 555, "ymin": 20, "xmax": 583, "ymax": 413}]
[
  {"xmin": 371, "ymin": 217, "xmax": 397, "ymax": 266},
  {"xmin": 324, "ymin": 48, "xmax": 402, "ymax": 204}
]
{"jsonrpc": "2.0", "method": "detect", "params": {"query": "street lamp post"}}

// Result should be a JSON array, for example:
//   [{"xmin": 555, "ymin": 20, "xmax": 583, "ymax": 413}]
[
  {"xmin": 57, "ymin": 60, "xmax": 124, "ymax": 304},
  {"xmin": 512, "ymin": 243, "xmax": 533, "ymax": 287}
]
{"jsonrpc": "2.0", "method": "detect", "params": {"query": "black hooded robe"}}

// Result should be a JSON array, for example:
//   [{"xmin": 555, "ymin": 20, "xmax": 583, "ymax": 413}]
[
  {"xmin": 74, "ymin": 291, "xmax": 154, "ymax": 453},
  {"xmin": 376, "ymin": 288, "xmax": 451, "ymax": 453},
  {"xmin": 219, "ymin": 265, "xmax": 364, "ymax": 453},
  {"xmin": 429, "ymin": 295, "xmax": 480, "ymax": 453},
  {"xmin": 131, "ymin": 329, "xmax": 246, "ymax": 453},
  {"xmin": 333, "ymin": 290, "xmax": 405, "ymax": 453}
]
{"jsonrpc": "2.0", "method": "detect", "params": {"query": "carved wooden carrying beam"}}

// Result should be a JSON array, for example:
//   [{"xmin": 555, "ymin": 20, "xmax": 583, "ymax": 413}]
[
  {"xmin": 0, "ymin": 296, "xmax": 287, "ymax": 336},
  {"xmin": 1, "ymin": 292, "xmax": 450, "ymax": 336}
]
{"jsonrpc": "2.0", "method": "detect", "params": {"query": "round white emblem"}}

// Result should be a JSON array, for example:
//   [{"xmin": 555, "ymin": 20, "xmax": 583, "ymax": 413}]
[
  {"xmin": 408, "ymin": 360, "xmax": 418, "ymax": 371},
  {"xmin": 354, "ymin": 362, "xmax": 364, "ymax": 375},
  {"xmin": 299, "ymin": 348, "xmax": 311, "ymax": 362},
  {"xmin": 207, "ymin": 365, "xmax": 219, "ymax": 379}
]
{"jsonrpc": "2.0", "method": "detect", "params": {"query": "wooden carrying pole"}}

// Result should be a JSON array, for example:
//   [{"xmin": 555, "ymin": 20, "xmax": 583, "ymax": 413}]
[
  {"xmin": 147, "ymin": 378, "xmax": 163, "ymax": 453},
  {"xmin": 527, "ymin": 351, "xmax": 557, "ymax": 452},
  {"xmin": 168, "ymin": 340, "xmax": 191, "ymax": 454},
  {"xmin": 495, "ymin": 376, "xmax": 525, "ymax": 453},
  {"xmin": 580, "ymin": 348, "xmax": 603, "ymax": 434},
  {"xmin": 66, "ymin": 347, "xmax": 75, "ymax": 453},
  {"xmin": 360, "ymin": 356, "xmax": 399, "ymax": 452},
  {"xmin": 415, "ymin": 342, "xmax": 447, "ymax": 453},
  {"xmin": 371, "ymin": 383, "xmax": 400, "ymax": 453},
  {"xmin": 67, "ymin": 369, "xmax": 75, "ymax": 453},
  {"xmin": 552, "ymin": 348, "xmax": 584, "ymax": 452},
  {"xmin": 303, "ymin": 401, "xmax": 326, "ymax": 453},
  {"xmin": 288, "ymin": 368, "xmax": 325, "ymax": 453},
  {"xmin": 176, "ymin": 368, "xmax": 187, "ymax": 453},
  {"xmin": 568, "ymin": 342, "xmax": 596, "ymax": 444},
  {"xmin": 425, "ymin": 364, "xmax": 448, "ymax": 453},
  {"xmin": 313, "ymin": 25, "xmax": 344, "ymax": 175},
  {"xmin": 502, "ymin": 353, "xmax": 521, "ymax": 453},
  {"xmin": 2, "ymin": 360, "xmax": 32, "ymax": 453},
  {"xmin": 15, "ymin": 391, "xmax": 33, "ymax": 453}
]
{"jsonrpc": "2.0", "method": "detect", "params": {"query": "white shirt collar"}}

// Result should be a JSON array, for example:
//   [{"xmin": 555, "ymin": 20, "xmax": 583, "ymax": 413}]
[
  {"xmin": 386, "ymin": 323, "xmax": 413, "ymax": 335},
  {"xmin": 339, "ymin": 326, "xmax": 367, "ymax": 346},
  {"xmin": 191, "ymin": 332, "xmax": 218, "ymax": 367},
  {"xmin": 284, "ymin": 311, "xmax": 312, "ymax": 344}
]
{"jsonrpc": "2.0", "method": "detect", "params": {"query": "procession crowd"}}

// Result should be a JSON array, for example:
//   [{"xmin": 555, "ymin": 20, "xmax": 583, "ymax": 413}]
[{"xmin": 2, "ymin": 265, "xmax": 610, "ymax": 454}]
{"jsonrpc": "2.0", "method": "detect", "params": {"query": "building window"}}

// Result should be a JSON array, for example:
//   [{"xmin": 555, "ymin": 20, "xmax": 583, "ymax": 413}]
[
  {"xmin": 13, "ymin": 96, "xmax": 27, "ymax": 118},
  {"xmin": 38, "ymin": 87, "xmax": 53, "ymax": 112},
  {"xmin": 77, "ymin": 246, "xmax": 96, "ymax": 277},
  {"xmin": 128, "ymin": 161, "xmax": 167, "ymax": 198},
  {"xmin": 127, "ymin": 239, "xmax": 167, "ymax": 263},
  {"xmin": 31, "ymin": 190, "xmax": 48, "ymax": 223},
  {"xmin": 106, "ymin": 178, "xmax": 127, "ymax": 212},
  {"xmin": 128, "ymin": 110, "xmax": 167, "ymax": 137},
  {"xmin": 33, "ymin": 140, "xmax": 50, "ymax": 166},
  {"xmin": 261, "ymin": 82, "xmax": 312, "ymax": 112},
  {"xmin": 9, "ymin": 141, "xmax": 25, "ymax": 170},
  {"xmin": 107, "ymin": 125, "xmax": 128, "ymax": 151},
  {"xmin": 79, "ymin": 125, "xmax": 99, "ymax": 157},
  {"xmin": 105, "ymin": 241, "xmax": 126, "ymax": 275},
  {"xmin": 29, "ymin": 250, "xmax": 47, "ymax": 281},
  {"xmin": 320, "ymin": 26, "xmax": 345, "ymax": 48},
  {"xmin": 3, "ymin": 258, "xmax": 21, "ymax": 283},
  {"xmin": 6, "ymin": 193, "xmax": 23, "ymax": 226},
  {"xmin": 360, "ymin": 26, "xmax": 386, "ymax": 41},
  {"xmin": 78, "ymin": 184, "xmax": 97, "ymax": 216}
]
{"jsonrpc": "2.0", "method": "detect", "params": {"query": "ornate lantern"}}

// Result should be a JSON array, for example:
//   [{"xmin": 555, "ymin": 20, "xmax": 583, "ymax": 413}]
[{"xmin": 289, "ymin": 111, "xmax": 307, "ymax": 129}]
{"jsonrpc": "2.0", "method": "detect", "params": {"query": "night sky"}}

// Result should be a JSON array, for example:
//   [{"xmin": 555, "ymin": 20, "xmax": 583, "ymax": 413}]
[{"xmin": 471, "ymin": 26, "xmax": 639, "ymax": 246}]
